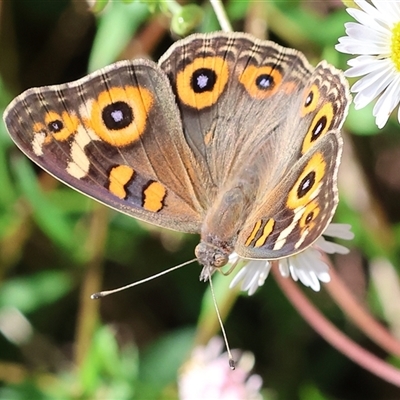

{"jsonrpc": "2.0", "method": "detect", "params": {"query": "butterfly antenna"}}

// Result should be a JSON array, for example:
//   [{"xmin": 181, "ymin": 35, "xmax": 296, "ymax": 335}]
[
  {"xmin": 207, "ymin": 267, "xmax": 236, "ymax": 370},
  {"xmin": 91, "ymin": 258, "xmax": 197, "ymax": 299}
]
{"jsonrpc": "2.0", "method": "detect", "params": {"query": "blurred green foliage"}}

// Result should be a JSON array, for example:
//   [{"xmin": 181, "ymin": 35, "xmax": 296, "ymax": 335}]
[{"xmin": 0, "ymin": 0, "xmax": 400, "ymax": 399}]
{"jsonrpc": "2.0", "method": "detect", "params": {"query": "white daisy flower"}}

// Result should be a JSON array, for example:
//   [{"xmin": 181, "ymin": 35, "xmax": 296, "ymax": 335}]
[
  {"xmin": 230, "ymin": 223, "xmax": 354, "ymax": 295},
  {"xmin": 335, "ymin": 0, "xmax": 400, "ymax": 128},
  {"xmin": 178, "ymin": 336, "xmax": 263, "ymax": 400}
]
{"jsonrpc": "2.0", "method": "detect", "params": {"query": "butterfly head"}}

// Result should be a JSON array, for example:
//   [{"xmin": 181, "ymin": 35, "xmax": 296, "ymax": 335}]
[{"xmin": 195, "ymin": 241, "xmax": 231, "ymax": 270}]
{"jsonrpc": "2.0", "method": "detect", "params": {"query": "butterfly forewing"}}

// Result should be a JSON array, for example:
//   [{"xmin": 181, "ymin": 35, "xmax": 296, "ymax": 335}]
[
  {"xmin": 4, "ymin": 60, "xmax": 203, "ymax": 233},
  {"xmin": 159, "ymin": 32, "xmax": 315, "ymax": 190}
]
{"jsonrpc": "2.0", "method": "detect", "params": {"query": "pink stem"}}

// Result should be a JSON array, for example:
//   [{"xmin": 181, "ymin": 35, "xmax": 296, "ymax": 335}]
[
  {"xmin": 326, "ymin": 265, "xmax": 400, "ymax": 357},
  {"xmin": 272, "ymin": 266, "xmax": 400, "ymax": 387}
]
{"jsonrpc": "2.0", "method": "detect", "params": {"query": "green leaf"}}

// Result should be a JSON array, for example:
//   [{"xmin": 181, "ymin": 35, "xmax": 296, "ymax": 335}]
[
  {"xmin": 171, "ymin": 5, "xmax": 204, "ymax": 36},
  {"xmin": 346, "ymin": 103, "xmax": 379, "ymax": 135},
  {"xmin": 139, "ymin": 327, "xmax": 195, "ymax": 390},
  {"xmin": 300, "ymin": 384, "xmax": 331, "ymax": 400},
  {"xmin": 0, "ymin": 140, "xmax": 17, "ymax": 208},
  {"xmin": 88, "ymin": 1, "xmax": 150, "ymax": 72},
  {"xmin": 199, "ymin": 4, "xmax": 222, "ymax": 33},
  {"xmin": 79, "ymin": 325, "xmax": 139, "ymax": 398},
  {"xmin": 227, "ymin": 0, "xmax": 249, "ymax": 21},
  {"xmin": 12, "ymin": 156, "xmax": 88, "ymax": 257},
  {"xmin": 89, "ymin": 0, "xmax": 110, "ymax": 13},
  {"xmin": 0, "ymin": 270, "xmax": 73, "ymax": 314}
]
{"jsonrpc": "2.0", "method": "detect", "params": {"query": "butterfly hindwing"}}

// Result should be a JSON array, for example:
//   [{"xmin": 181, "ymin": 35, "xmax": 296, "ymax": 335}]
[{"xmin": 235, "ymin": 129, "xmax": 342, "ymax": 259}]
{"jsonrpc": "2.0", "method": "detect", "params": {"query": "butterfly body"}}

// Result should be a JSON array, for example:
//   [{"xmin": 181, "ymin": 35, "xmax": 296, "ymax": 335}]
[{"xmin": 3, "ymin": 32, "xmax": 350, "ymax": 274}]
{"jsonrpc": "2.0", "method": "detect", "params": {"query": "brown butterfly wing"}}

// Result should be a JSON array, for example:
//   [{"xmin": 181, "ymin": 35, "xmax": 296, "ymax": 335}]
[
  {"xmin": 159, "ymin": 32, "xmax": 314, "ymax": 193},
  {"xmin": 4, "ymin": 60, "xmax": 203, "ymax": 233}
]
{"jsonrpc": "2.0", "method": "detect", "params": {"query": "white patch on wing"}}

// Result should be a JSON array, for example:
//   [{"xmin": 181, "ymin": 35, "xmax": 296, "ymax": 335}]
[
  {"xmin": 79, "ymin": 101, "xmax": 93, "ymax": 120},
  {"xmin": 66, "ymin": 125, "xmax": 100, "ymax": 179},
  {"xmin": 310, "ymin": 184, "xmax": 322, "ymax": 200},
  {"xmin": 273, "ymin": 207, "xmax": 304, "ymax": 251},
  {"xmin": 32, "ymin": 132, "xmax": 46, "ymax": 156},
  {"xmin": 294, "ymin": 228, "xmax": 309, "ymax": 249}
]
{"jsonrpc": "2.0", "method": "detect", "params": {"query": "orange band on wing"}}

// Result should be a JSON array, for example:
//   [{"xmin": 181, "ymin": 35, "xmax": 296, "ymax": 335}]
[
  {"xmin": 254, "ymin": 218, "xmax": 275, "ymax": 248},
  {"xmin": 143, "ymin": 181, "xmax": 167, "ymax": 212},
  {"xmin": 109, "ymin": 165, "xmax": 135, "ymax": 199}
]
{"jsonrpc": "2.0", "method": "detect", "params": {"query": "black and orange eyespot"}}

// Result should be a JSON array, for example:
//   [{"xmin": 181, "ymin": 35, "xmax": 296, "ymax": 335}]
[
  {"xmin": 302, "ymin": 84, "xmax": 320, "ymax": 115},
  {"xmin": 175, "ymin": 56, "xmax": 229, "ymax": 109},
  {"xmin": 88, "ymin": 86, "xmax": 153, "ymax": 147},
  {"xmin": 302, "ymin": 102, "xmax": 334, "ymax": 154},
  {"xmin": 297, "ymin": 171, "xmax": 316, "ymax": 199},
  {"xmin": 102, "ymin": 101, "xmax": 134, "ymax": 131},
  {"xmin": 191, "ymin": 68, "xmax": 217, "ymax": 93},
  {"xmin": 48, "ymin": 119, "xmax": 63, "ymax": 133},
  {"xmin": 43, "ymin": 110, "xmax": 79, "ymax": 142},
  {"xmin": 239, "ymin": 65, "xmax": 282, "ymax": 99},
  {"xmin": 287, "ymin": 152, "xmax": 326, "ymax": 209},
  {"xmin": 299, "ymin": 200, "xmax": 320, "ymax": 230}
]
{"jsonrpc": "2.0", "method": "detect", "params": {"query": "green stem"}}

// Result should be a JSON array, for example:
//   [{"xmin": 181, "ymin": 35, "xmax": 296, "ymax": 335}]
[{"xmin": 209, "ymin": 0, "xmax": 232, "ymax": 32}]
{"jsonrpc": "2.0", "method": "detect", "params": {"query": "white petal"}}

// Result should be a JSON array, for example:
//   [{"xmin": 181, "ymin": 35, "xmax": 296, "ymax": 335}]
[
  {"xmin": 317, "ymin": 270, "xmax": 331, "ymax": 283},
  {"xmin": 284, "ymin": 249, "xmax": 331, "ymax": 292},
  {"xmin": 372, "ymin": 76, "xmax": 400, "ymax": 127},
  {"xmin": 351, "ymin": 64, "xmax": 391, "ymax": 92},
  {"xmin": 336, "ymin": 38, "xmax": 390, "ymax": 55},
  {"xmin": 354, "ymin": 1, "xmax": 388, "ymax": 25},
  {"xmin": 397, "ymin": 103, "xmax": 400, "ymax": 124},
  {"xmin": 347, "ymin": 55, "xmax": 378, "ymax": 66},
  {"xmin": 315, "ymin": 236, "xmax": 350, "ymax": 255},
  {"xmin": 278, "ymin": 258, "xmax": 290, "ymax": 278},
  {"xmin": 345, "ymin": 58, "xmax": 390, "ymax": 78},
  {"xmin": 351, "ymin": 67, "xmax": 395, "ymax": 108},
  {"xmin": 345, "ymin": 22, "xmax": 389, "ymax": 45},
  {"xmin": 347, "ymin": 8, "xmax": 391, "ymax": 34},
  {"xmin": 323, "ymin": 223, "xmax": 354, "ymax": 240},
  {"xmin": 288, "ymin": 264, "xmax": 299, "ymax": 282},
  {"xmin": 230, "ymin": 266, "xmax": 248, "ymax": 288},
  {"xmin": 241, "ymin": 262, "xmax": 262, "ymax": 291},
  {"xmin": 371, "ymin": 0, "xmax": 400, "ymax": 24},
  {"xmin": 373, "ymin": 75, "xmax": 400, "ymax": 113},
  {"xmin": 229, "ymin": 252, "xmax": 240, "ymax": 264},
  {"xmin": 289, "ymin": 255, "xmax": 321, "ymax": 291},
  {"xmin": 375, "ymin": 112, "xmax": 390, "ymax": 128},
  {"xmin": 230, "ymin": 260, "xmax": 271, "ymax": 296}
]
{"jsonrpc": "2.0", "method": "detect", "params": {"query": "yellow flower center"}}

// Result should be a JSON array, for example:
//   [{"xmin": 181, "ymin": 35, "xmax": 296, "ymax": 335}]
[{"xmin": 391, "ymin": 22, "xmax": 400, "ymax": 71}]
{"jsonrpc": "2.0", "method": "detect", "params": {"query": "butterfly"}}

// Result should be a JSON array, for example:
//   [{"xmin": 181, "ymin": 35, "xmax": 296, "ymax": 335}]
[{"xmin": 3, "ymin": 32, "xmax": 350, "ymax": 277}]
